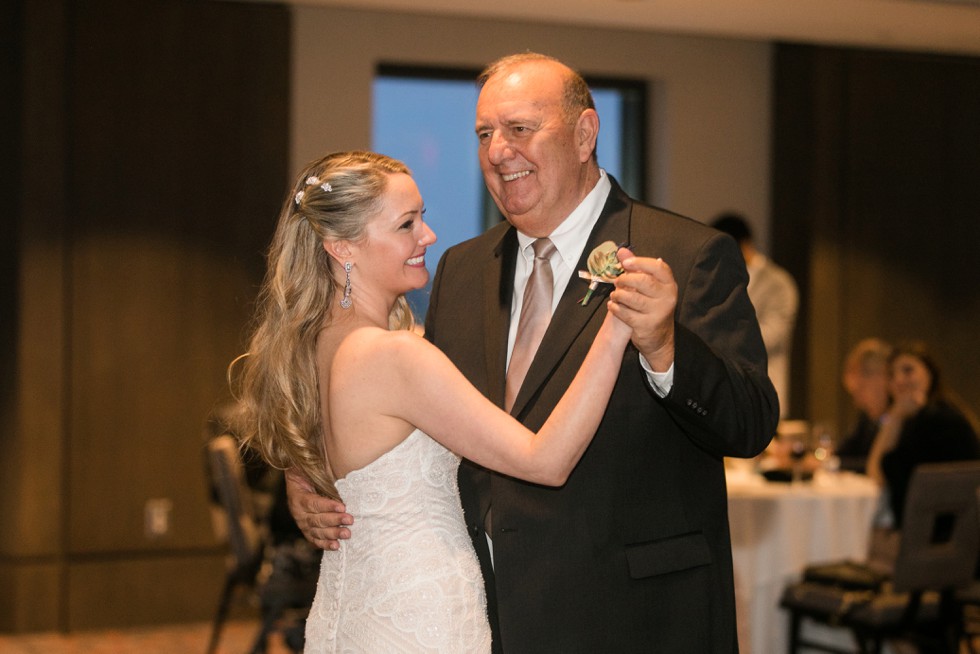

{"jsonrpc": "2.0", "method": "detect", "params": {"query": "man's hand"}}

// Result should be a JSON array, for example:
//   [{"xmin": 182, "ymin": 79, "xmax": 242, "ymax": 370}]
[
  {"xmin": 285, "ymin": 468, "xmax": 353, "ymax": 550},
  {"xmin": 609, "ymin": 249, "xmax": 678, "ymax": 372}
]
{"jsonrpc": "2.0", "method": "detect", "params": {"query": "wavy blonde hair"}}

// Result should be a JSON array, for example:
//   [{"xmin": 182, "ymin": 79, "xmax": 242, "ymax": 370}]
[{"xmin": 232, "ymin": 151, "xmax": 415, "ymax": 500}]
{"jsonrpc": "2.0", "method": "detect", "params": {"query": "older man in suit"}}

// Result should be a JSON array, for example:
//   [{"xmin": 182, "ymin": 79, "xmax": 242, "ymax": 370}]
[{"xmin": 289, "ymin": 53, "xmax": 778, "ymax": 652}]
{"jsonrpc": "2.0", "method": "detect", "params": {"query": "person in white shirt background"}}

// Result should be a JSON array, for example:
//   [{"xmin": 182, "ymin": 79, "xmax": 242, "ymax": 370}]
[{"xmin": 712, "ymin": 212, "xmax": 799, "ymax": 415}]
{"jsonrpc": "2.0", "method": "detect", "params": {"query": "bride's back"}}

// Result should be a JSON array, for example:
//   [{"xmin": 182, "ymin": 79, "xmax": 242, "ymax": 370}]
[{"xmin": 318, "ymin": 325, "xmax": 422, "ymax": 479}]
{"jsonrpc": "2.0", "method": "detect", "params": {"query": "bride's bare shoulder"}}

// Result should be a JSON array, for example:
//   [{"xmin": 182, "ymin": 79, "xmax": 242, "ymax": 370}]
[{"xmin": 332, "ymin": 327, "xmax": 429, "ymax": 370}]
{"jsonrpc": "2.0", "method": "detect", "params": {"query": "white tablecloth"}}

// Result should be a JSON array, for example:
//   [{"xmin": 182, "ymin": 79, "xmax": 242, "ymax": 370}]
[{"xmin": 727, "ymin": 469, "xmax": 881, "ymax": 653}]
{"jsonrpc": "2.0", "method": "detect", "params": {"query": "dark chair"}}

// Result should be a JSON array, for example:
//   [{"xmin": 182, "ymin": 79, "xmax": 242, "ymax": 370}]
[
  {"xmin": 251, "ymin": 536, "xmax": 319, "ymax": 652},
  {"xmin": 960, "ymin": 577, "xmax": 980, "ymax": 654},
  {"xmin": 954, "ymin": 487, "xmax": 980, "ymax": 654},
  {"xmin": 205, "ymin": 434, "xmax": 269, "ymax": 654},
  {"xmin": 205, "ymin": 434, "xmax": 318, "ymax": 654},
  {"xmin": 780, "ymin": 460, "xmax": 980, "ymax": 654}
]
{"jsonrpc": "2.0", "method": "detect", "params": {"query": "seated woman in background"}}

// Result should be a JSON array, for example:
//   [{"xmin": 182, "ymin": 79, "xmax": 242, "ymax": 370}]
[{"xmin": 866, "ymin": 340, "xmax": 980, "ymax": 529}]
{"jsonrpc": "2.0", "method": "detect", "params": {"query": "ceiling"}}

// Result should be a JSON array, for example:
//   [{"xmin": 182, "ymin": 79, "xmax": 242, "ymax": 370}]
[{"xmin": 295, "ymin": 0, "xmax": 980, "ymax": 57}]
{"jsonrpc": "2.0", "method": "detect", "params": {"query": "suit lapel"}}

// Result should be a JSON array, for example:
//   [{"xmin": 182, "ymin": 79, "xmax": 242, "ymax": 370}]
[
  {"xmin": 509, "ymin": 185, "xmax": 633, "ymax": 417},
  {"xmin": 483, "ymin": 228, "xmax": 518, "ymax": 409}
]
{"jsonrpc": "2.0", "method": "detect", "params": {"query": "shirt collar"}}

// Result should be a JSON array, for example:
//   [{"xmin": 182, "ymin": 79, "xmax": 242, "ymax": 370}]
[{"xmin": 515, "ymin": 169, "xmax": 612, "ymax": 270}]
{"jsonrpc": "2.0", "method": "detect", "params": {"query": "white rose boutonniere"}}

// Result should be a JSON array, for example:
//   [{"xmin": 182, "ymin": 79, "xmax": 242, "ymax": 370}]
[{"xmin": 578, "ymin": 241, "xmax": 626, "ymax": 306}]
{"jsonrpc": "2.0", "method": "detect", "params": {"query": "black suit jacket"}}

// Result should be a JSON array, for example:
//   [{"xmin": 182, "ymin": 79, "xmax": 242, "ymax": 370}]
[{"xmin": 425, "ymin": 182, "xmax": 778, "ymax": 653}]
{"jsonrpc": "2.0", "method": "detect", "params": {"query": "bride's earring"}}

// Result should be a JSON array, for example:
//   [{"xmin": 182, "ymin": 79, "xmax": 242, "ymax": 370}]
[{"xmin": 340, "ymin": 261, "xmax": 353, "ymax": 309}]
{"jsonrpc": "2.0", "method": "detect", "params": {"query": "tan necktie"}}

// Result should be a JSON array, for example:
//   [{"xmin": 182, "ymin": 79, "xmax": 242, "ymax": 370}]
[{"xmin": 505, "ymin": 238, "xmax": 557, "ymax": 412}]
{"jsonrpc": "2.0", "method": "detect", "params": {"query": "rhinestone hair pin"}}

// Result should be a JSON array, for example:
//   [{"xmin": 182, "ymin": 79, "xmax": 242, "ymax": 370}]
[{"xmin": 295, "ymin": 176, "xmax": 333, "ymax": 205}]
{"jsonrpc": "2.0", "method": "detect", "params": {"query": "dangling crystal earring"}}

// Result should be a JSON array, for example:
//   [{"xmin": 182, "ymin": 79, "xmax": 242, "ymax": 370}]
[{"xmin": 340, "ymin": 262, "xmax": 353, "ymax": 309}]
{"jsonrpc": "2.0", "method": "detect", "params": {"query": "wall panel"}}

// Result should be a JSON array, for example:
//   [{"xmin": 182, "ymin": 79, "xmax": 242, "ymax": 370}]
[
  {"xmin": 4, "ymin": 0, "xmax": 289, "ymax": 632},
  {"xmin": 773, "ymin": 44, "xmax": 980, "ymax": 436}
]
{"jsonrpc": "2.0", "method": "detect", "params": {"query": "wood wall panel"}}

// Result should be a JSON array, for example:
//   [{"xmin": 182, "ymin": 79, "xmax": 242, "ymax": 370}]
[
  {"xmin": 0, "ymin": 563, "xmax": 62, "ymax": 633},
  {"xmin": 2, "ymin": 0, "xmax": 69, "ymax": 567},
  {"xmin": 841, "ymin": 50, "xmax": 980, "ymax": 415},
  {"xmin": 773, "ymin": 44, "xmax": 980, "ymax": 437},
  {"xmin": 67, "ymin": 554, "xmax": 226, "ymax": 630},
  {"xmin": 4, "ymin": 0, "xmax": 289, "ymax": 632}
]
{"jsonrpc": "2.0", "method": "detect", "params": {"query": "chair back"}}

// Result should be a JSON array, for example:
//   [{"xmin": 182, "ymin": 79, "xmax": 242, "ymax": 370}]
[
  {"xmin": 207, "ymin": 434, "xmax": 265, "ymax": 568},
  {"xmin": 892, "ymin": 460, "xmax": 980, "ymax": 592}
]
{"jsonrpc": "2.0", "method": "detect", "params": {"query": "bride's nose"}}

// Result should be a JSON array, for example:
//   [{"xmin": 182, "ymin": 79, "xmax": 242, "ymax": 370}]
[{"xmin": 419, "ymin": 222, "xmax": 437, "ymax": 246}]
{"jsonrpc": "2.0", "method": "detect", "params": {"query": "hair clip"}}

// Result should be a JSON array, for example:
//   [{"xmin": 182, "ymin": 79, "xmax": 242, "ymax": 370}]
[{"xmin": 296, "ymin": 176, "xmax": 332, "ymax": 206}]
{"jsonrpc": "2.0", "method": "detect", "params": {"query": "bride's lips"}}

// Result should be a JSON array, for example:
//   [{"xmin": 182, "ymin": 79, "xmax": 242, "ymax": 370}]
[{"xmin": 406, "ymin": 254, "xmax": 425, "ymax": 267}]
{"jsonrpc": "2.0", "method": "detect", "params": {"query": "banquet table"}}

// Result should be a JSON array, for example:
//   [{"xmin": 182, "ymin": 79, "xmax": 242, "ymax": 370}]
[{"xmin": 727, "ymin": 468, "xmax": 881, "ymax": 653}]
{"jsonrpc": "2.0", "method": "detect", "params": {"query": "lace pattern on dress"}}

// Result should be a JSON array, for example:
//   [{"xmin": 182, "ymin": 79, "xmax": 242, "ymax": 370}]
[{"xmin": 304, "ymin": 430, "xmax": 491, "ymax": 653}]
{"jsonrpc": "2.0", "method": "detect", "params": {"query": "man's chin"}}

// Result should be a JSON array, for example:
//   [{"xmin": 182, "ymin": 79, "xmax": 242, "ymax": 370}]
[{"xmin": 499, "ymin": 197, "xmax": 534, "ymax": 220}]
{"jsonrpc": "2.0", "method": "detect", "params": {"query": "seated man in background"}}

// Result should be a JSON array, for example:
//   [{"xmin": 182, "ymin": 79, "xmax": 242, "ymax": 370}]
[{"xmin": 836, "ymin": 338, "xmax": 893, "ymax": 473}]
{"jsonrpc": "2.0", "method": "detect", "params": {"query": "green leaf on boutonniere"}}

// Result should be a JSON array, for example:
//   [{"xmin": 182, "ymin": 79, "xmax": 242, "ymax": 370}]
[{"xmin": 578, "ymin": 241, "xmax": 625, "ymax": 306}]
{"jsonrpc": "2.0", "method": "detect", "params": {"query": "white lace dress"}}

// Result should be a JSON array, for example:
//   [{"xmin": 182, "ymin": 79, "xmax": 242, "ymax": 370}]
[{"xmin": 304, "ymin": 429, "xmax": 492, "ymax": 653}]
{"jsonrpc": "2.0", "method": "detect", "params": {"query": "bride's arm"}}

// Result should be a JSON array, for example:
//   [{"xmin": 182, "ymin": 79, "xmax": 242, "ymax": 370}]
[
  {"xmin": 282, "ymin": 308, "xmax": 626, "ymax": 548},
  {"xmin": 377, "ymin": 302, "xmax": 631, "ymax": 486}
]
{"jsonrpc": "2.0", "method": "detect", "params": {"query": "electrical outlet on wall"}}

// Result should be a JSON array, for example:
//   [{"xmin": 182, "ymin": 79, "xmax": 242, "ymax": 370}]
[{"xmin": 144, "ymin": 498, "xmax": 173, "ymax": 538}]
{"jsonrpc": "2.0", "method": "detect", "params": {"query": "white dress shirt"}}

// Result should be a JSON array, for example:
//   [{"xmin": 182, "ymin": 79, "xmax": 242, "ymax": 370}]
[
  {"xmin": 507, "ymin": 170, "xmax": 673, "ymax": 396},
  {"xmin": 490, "ymin": 171, "xmax": 672, "ymax": 566}
]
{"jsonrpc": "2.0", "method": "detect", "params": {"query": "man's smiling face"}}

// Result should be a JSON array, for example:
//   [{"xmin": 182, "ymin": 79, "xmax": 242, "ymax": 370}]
[{"xmin": 475, "ymin": 60, "xmax": 597, "ymax": 237}]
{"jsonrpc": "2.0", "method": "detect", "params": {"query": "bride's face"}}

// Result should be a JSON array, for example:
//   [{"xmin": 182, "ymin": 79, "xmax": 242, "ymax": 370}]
[{"xmin": 358, "ymin": 173, "xmax": 437, "ymax": 297}]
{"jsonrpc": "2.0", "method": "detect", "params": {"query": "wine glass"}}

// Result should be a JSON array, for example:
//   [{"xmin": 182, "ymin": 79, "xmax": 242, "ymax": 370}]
[
  {"xmin": 789, "ymin": 436, "xmax": 808, "ymax": 483},
  {"xmin": 811, "ymin": 424, "xmax": 839, "ymax": 475}
]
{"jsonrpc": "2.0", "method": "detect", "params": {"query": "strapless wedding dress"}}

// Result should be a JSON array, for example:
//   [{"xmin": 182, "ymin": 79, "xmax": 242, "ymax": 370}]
[{"xmin": 304, "ymin": 429, "xmax": 492, "ymax": 653}]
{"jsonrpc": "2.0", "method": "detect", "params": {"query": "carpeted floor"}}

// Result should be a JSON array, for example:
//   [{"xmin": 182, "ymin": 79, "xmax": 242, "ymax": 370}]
[
  {"xmin": 2, "ymin": 618, "xmax": 975, "ymax": 653},
  {"xmin": 0, "ymin": 619, "xmax": 295, "ymax": 654}
]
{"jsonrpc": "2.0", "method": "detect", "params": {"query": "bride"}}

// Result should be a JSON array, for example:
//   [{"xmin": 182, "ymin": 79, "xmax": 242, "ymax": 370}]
[{"xmin": 232, "ymin": 151, "xmax": 632, "ymax": 652}]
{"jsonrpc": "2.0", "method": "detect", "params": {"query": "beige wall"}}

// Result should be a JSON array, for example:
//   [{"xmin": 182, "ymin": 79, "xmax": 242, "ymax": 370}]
[{"xmin": 290, "ymin": 7, "xmax": 775, "ymax": 249}]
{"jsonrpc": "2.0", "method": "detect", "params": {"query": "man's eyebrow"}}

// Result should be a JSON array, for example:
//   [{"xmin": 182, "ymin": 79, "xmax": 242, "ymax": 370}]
[
  {"xmin": 475, "ymin": 116, "xmax": 539, "ymax": 133},
  {"xmin": 501, "ymin": 116, "xmax": 539, "ymax": 128}
]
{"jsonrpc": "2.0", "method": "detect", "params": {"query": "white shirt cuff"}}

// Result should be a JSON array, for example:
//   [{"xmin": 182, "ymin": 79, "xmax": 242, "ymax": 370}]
[{"xmin": 640, "ymin": 355, "xmax": 674, "ymax": 397}]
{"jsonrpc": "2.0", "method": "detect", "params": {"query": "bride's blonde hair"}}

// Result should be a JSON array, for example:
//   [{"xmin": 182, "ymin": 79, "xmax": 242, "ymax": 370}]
[{"xmin": 231, "ymin": 151, "xmax": 415, "ymax": 499}]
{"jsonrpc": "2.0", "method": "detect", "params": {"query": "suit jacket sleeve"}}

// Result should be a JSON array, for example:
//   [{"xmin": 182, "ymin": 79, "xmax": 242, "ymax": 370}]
[{"xmin": 651, "ymin": 225, "xmax": 779, "ymax": 458}]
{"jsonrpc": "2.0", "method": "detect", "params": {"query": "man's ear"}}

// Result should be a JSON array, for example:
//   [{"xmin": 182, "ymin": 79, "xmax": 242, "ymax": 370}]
[
  {"xmin": 576, "ymin": 108, "xmax": 600, "ymax": 163},
  {"xmin": 323, "ymin": 239, "xmax": 353, "ymax": 265}
]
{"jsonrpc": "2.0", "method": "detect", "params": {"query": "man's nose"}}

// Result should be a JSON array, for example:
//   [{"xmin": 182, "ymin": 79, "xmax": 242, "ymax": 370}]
[{"xmin": 486, "ymin": 132, "xmax": 513, "ymax": 165}]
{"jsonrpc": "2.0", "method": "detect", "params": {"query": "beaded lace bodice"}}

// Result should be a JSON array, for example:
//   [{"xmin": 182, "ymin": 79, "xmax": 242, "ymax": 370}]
[{"xmin": 304, "ymin": 429, "xmax": 491, "ymax": 653}]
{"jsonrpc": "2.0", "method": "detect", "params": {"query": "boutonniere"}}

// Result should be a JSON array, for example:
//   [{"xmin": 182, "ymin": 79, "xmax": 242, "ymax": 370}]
[{"xmin": 578, "ymin": 241, "xmax": 626, "ymax": 306}]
